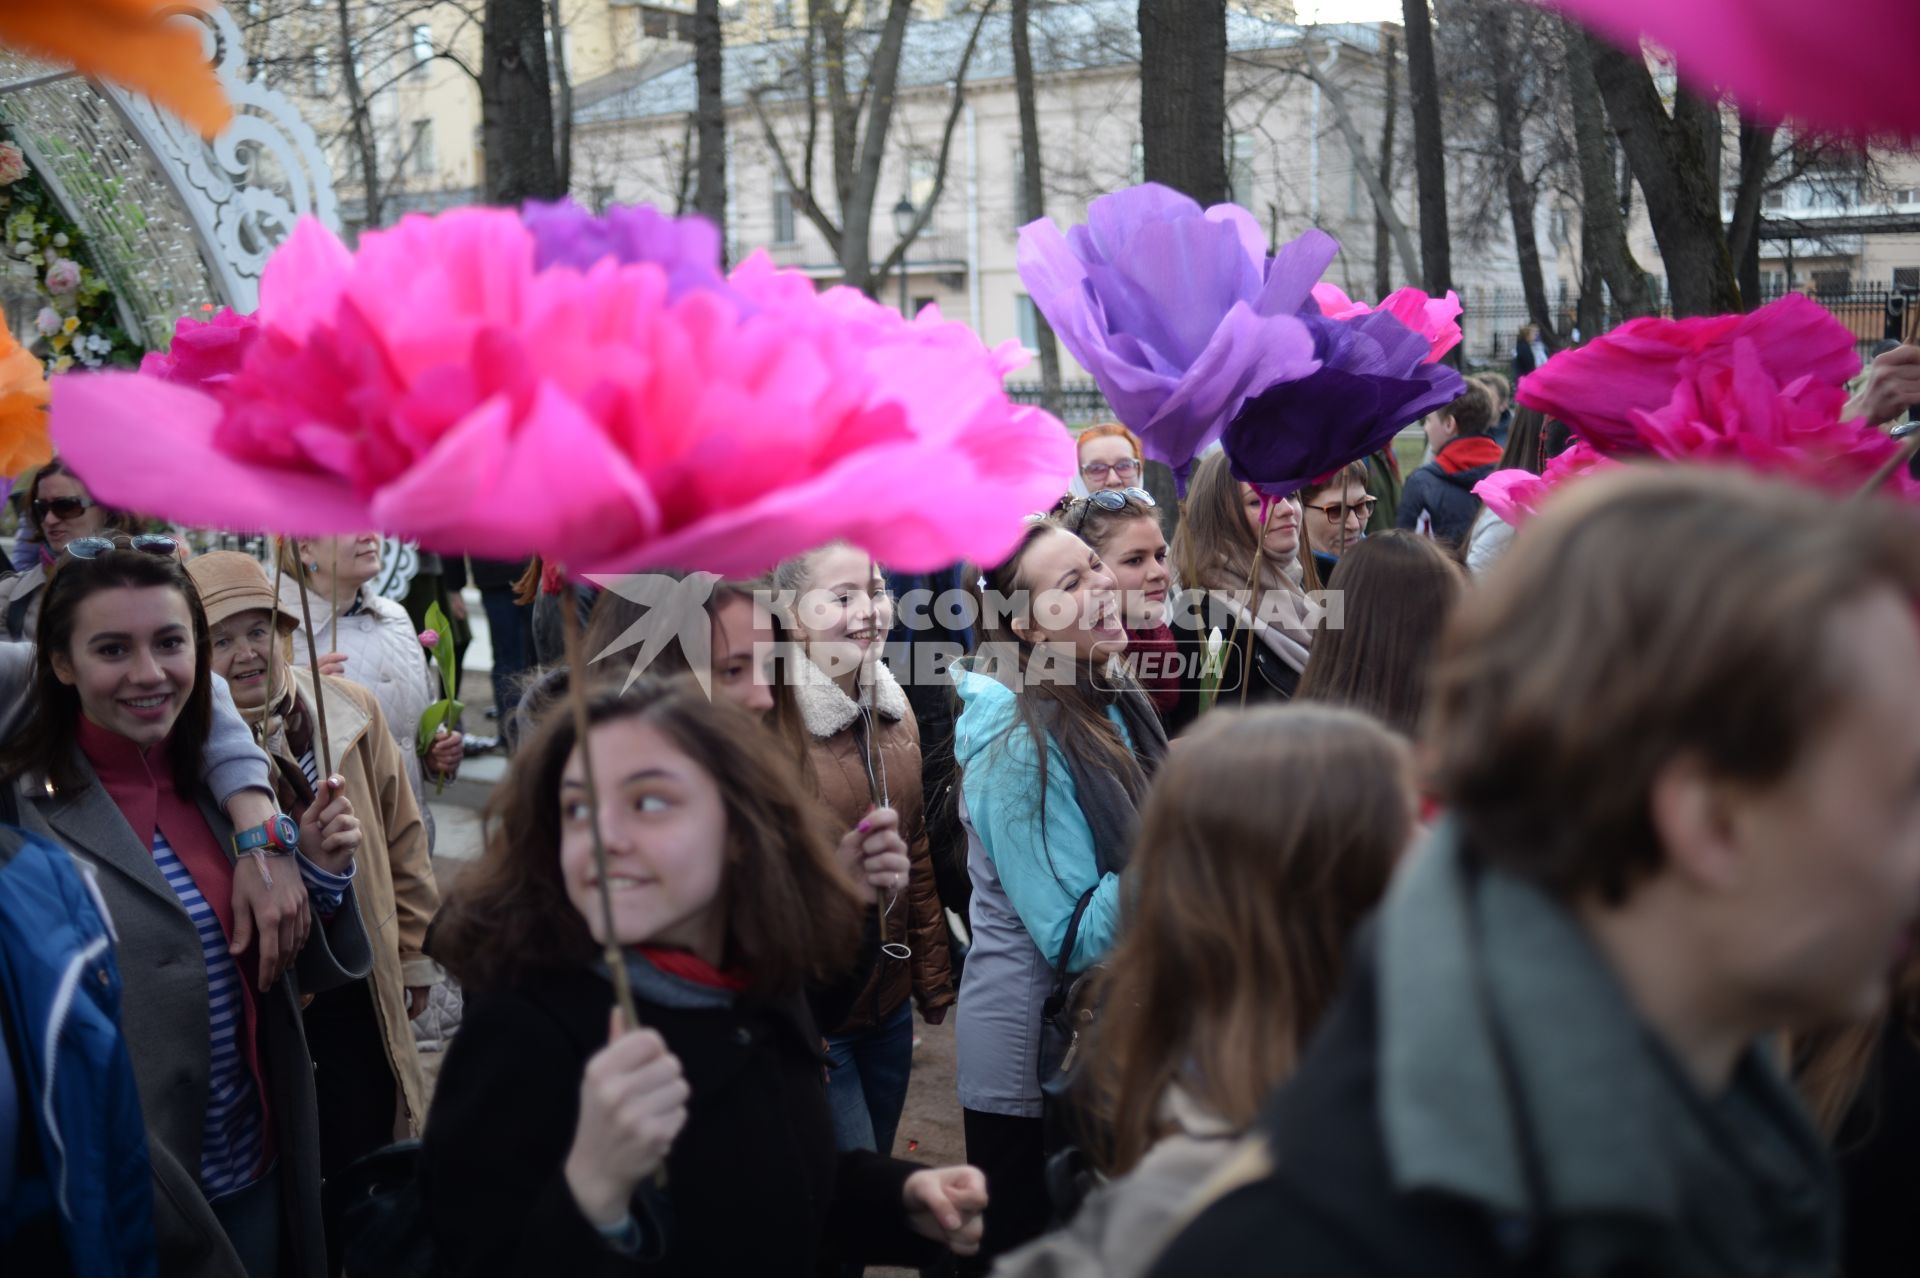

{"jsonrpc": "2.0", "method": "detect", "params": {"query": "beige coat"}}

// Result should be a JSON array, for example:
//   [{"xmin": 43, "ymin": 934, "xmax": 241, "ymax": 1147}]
[{"xmin": 269, "ymin": 666, "xmax": 440, "ymax": 1134}]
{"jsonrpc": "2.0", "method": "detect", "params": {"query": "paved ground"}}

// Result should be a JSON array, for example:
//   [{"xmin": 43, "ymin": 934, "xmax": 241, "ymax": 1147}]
[{"xmin": 426, "ymin": 607, "xmax": 969, "ymax": 1274}]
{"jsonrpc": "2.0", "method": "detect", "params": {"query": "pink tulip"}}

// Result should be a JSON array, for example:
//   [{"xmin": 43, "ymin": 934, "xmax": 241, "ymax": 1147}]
[{"xmin": 419, "ymin": 629, "xmax": 440, "ymax": 649}]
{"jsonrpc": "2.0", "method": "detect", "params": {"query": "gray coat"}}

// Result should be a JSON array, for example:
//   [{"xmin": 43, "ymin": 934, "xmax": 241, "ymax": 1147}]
[
  {"xmin": 0, "ymin": 562, "xmax": 45, "ymax": 641},
  {"xmin": 13, "ymin": 760, "xmax": 372, "ymax": 1278}
]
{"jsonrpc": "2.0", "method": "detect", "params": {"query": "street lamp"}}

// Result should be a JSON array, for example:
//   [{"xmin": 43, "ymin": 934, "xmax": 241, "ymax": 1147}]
[{"xmin": 892, "ymin": 194, "xmax": 915, "ymax": 318}]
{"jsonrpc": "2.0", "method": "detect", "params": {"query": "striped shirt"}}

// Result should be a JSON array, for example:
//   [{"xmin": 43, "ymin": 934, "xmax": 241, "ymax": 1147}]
[{"xmin": 148, "ymin": 829, "xmax": 354, "ymax": 1200}]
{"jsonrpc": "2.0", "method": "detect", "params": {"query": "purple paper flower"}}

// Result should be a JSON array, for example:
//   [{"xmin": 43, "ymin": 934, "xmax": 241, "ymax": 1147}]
[
  {"xmin": 520, "ymin": 198, "xmax": 727, "ymax": 301},
  {"xmin": 1017, "ymin": 183, "xmax": 1321, "ymax": 486},
  {"xmin": 1224, "ymin": 306, "xmax": 1465, "ymax": 498}
]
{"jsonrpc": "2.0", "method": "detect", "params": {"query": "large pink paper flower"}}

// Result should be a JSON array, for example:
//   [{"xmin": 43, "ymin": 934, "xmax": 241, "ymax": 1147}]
[
  {"xmin": 53, "ymin": 208, "xmax": 1074, "ymax": 576},
  {"xmin": 1515, "ymin": 294, "xmax": 1859, "ymax": 454},
  {"xmin": 1310, "ymin": 283, "xmax": 1463, "ymax": 363},
  {"xmin": 1534, "ymin": 0, "xmax": 1920, "ymax": 142},
  {"xmin": 140, "ymin": 307, "xmax": 259, "ymax": 391},
  {"xmin": 1474, "ymin": 441, "xmax": 1613, "ymax": 526}
]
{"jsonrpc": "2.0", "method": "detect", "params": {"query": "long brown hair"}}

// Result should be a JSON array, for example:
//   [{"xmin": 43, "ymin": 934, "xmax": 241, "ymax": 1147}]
[
  {"xmin": 22, "ymin": 458, "xmax": 129, "ymax": 544},
  {"xmin": 1296, "ymin": 531, "xmax": 1465, "ymax": 736},
  {"xmin": 1090, "ymin": 705, "xmax": 1413, "ymax": 1172},
  {"xmin": 1172, "ymin": 450, "xmax": 1306, "ymax": 598},
  {"xmin": 431, "ymin": 675, "xmax": 863, "ymax": 994},
  {"xmin": 965, "ymin": 522, "xmax": 1152, "ymax": 868},
  {"xmin": 0, "ymin": 544, "xmax": 214, "ymax": 795},
  {"xmin": 1795, "ymin": 962, "xmax": 1920, "ymax": 1138}
]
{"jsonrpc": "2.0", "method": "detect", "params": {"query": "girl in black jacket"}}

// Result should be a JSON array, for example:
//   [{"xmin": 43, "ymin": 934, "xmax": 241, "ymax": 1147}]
[{"xmin": 421, "ymin": 676, "xmax": 986, "ymax": 1276}]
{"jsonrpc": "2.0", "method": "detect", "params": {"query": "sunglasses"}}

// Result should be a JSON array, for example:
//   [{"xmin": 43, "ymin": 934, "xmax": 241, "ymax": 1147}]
[
  {"xmin": 1307, "ymin": 498, "xmax": 1377, "ymax": 523},
  {"xmin": 66, "ymin": 534, "xmax": 180, "ymax": 560},
  {"xmin": 32, "ymin": 496, "xmax": 91, "ymax": 522}
]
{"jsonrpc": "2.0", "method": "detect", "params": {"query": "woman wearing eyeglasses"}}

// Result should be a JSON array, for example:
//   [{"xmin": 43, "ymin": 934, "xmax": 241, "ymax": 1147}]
[
  {"xmin": 1296, "ymin": 461, "xmax": 1374, "ymax": 588},
  {"xmin": 1058, "ymin": 488, "xmax": 1196, "ymax": 735},
  {"xmin": 1075, "ymin": 423, "xmax": 1145, "ymax": 495},
  {"xmin": 0, "ymin": 537, "xmax": 371, "ymax": 1278},
  {"xmin": 769, "ymin": 543, "xmax": 955, "ymax": 1173},
  {"xmin": 1169, "ymin": 451, "xmax": 1317, "ymax": 710},
  {"xmin": 0, "ymin": 458, "xmax": 125, "ymax": 641}
]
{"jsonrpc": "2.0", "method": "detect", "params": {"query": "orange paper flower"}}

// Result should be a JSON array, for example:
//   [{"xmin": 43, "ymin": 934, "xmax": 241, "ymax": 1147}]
[
  {"xmin": 0, "ymin": 0, "xmax": 232, "ymax": 138},
  {"xmin": 0, "ymin": 324, "xmax": 51, "ymax": 480}
]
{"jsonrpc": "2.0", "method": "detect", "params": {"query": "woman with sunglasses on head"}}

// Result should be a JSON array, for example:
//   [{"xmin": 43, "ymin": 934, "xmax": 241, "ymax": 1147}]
[
  {"xmin": 1296, "ymin": 461, "xmax": 1373, "ymax": 588},
  {"xmin": 950, "ymin": 519, "xmax": 1169, "ymax": 1269},
  {"xmin": 1075, "ymin": 423, "xmax": 1145, "ymax": 496},
  {"xmin": 188, "ymin": 551, "xmax": 441, "ymax": 1224},
  {"xmin": 1056, "ymin": 487, "xmax": 1195, "ymax": 736},
  {"xmin": 0, "ymin": 458, "xmax": 126, "ymax": 641},
  {"xmin": 1168, "ymin": 450, "xmax": 1318, "ymax": 711},
  {"xmin": 422, "ymin": 677, "xmax": 987, "ymax": 1277},
  {"xmin": 0, "ymin": 536, "xmax": 372, "ymax": 1278},
  {"xmin": 769, "ymin": 544, "xmax": 955, "ymax": 1175},
  {"xmin": 279, "ymin": 534, "xmax": 464, "ymax": 837}
]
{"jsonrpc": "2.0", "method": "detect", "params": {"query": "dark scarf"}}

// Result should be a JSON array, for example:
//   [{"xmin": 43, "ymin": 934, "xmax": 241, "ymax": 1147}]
[
  {"xmin": 1033, "ymin": 675, "xmax": 1170, "ymax": 877},
  {"xmin": 1123, "ymin": 623, "xmax": 1181, "ymax": 717},
  {"xmin": 256, "ymin": 685, "xmax": 318, "ymax": 815}
]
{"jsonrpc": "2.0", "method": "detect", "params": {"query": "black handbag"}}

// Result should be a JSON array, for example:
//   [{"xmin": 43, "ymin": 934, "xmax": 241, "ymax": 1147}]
[
  {"xmin": 1037, "ymin": 886, "xmax": 1102, "ymax": 1151},
  {"xmin": 323, "ymin": 1140, "xmax": 434, "ymax": 1278}
]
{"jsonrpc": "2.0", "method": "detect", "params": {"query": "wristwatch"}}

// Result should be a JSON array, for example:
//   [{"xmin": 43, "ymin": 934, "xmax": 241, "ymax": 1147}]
[{"xmin": 233, "ymin": 814, "xmax": 299, "ymax": 857}]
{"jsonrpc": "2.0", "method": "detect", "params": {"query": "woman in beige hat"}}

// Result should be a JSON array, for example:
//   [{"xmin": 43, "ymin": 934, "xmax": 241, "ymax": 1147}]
[{"xmin": 188, "ymin": 550, "xmax": 442, "ymax": 1213}]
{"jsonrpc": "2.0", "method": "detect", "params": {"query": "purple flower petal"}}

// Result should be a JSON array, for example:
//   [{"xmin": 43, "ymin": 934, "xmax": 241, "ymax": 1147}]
[{"xmin": 521, "ymin": 198, "xmax": 727, "ymax": 301}]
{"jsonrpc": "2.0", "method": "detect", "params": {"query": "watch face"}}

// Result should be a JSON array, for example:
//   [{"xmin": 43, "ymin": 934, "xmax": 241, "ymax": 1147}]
[{"xmin": 272, "ymin": 814, "xmax": 299, "ymax": 850}]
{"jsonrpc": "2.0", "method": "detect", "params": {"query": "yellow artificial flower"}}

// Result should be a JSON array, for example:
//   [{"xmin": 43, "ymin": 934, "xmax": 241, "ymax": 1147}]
[
  {"xmin": 0, "ymin": 324, "xmax": 50, "ymax": 477},
  {"xmin": 51, "ymin": 354, "xmax": 73, "ymax": 374},
  {"xmin": 48, "ymin": 333, "xmax": 68, "ymax": 352},
  {"xmin": 60, "ymin": 315, "xmax": 78, "ymax": 335},
  {"xmin": 0, "ymin": 1, "xmax": 233, "ymax": 139}
]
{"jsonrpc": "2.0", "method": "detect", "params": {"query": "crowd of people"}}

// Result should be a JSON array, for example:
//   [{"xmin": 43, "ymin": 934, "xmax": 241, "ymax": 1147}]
[{"xmin": 5, "ymin": 340, "xmax": 1920, "ymax": 1278}]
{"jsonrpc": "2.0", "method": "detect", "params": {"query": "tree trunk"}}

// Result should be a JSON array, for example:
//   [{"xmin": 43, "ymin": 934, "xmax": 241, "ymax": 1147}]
[
  {"xmin": 693, "ymin": 0, "xmax": 727, "ymax": 247},
  {"xmin": 1374, "ymin": 34, "xmax": 1398, "ymax": 299},
  {"xmin": 1486, "ymin": 7, "xmax": 1553, "ymax": 344},
  {"xmin": 1138, "ymin": 0, "xmax": 1227, "ymax": 206},
  {"xmin": 1577, "ymin": 216, "xmax": 1605, "ymax": 339},
  {"xmin": 482, "ymin": 0, "xmax": 562, "ymax": 203},
  {"xmin": 1011, "ymin": 0, "xmax": 1061, "ymax": 417},
  {"xmin": 547, "ymin": 0, "xmax": 573, "ymax": 192},
  {"xmin": 1586, "ymin": 35, "xmax": 1738, "ymax": 316},
  {"xmin": 1728, "ymin": 119, "xmax": 1776, "ymax": 309},
  {"xmin": 1400, "ymin": 0, "xmax": 1451, "ymax": 300},
  {"xmin": 335, "ymin": 0, "xmax": 382, "ymax": 228},
  {"xmin": 1565, "ymin": 27, "xmax": 1654, "ymax": 320}
]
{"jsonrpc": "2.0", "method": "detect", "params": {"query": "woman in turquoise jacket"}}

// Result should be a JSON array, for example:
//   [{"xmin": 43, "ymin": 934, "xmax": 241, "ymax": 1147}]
[{"xmin": 950, "ymin": 520, "xmax": 1168, "ymax": 1270}]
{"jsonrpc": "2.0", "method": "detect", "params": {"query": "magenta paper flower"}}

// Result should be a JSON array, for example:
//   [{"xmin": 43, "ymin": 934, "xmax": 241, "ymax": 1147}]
[
  {"xmin": 53, "ymin": 207, "xmax": 1073, "ymax": 577},
  {"xmin": 1310, "ymin": 283, "xmax": 1463, "ymax": 363},
  {"xmin": 1535, "ymin": 0, "xmax": 1920, "ymax": 141},
  {"xmin": 1474, "ymin": 440, "xmax": 1613, "ymax": 526},
  {"xmin": 1516, "ymin": 294, "xmax": 1859, "ymax": 454},
  {"xmin": 140, "ymin": 307, "xmax": 259, "ymax": 391}
]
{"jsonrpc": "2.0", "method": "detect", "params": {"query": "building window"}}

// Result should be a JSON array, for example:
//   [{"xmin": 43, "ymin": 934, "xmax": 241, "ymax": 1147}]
[
  {"xmin": 1895, "ymin": 188, "xmax": 1920, "ymax": 208},
  {"xmin": 1226, "ymin": 133, "xmax": 1255, "ymax": 208},
  {"xmin": 1016, "ymin": 294, "xmax": 1040, "ymax": 350},
  {"xmin": 1895, "ymin": 267, "xmax": 1920, "ymax": 292},
  {"xmin": 410, "ymin": 120, "xmax": 435, "ymax": 177},
  {"xmin": 592, "ymin": 185, "xmax": 616, "ymax": 214},
  {"xmin": 412, "ymin": 24, "xmax": 434, "ymax": 69},
  {"xmin": 1129, "ymin": 141, "xmax": 1145, "ymax": 186},
  {"xmin": 310, "ymin": 47, "xmax": 331, "ymax": 96},
  {"xmin": 909, "ymin": 157, "xmax": 939, "ymax": 231},
  {"xmin": 772, "ymin": 0, "xmax": 793, "ymax": 24},
  {"xmin": 1763, "ymin": 189, "xmax": 1788, "ymax": 211},
  {"xmin": 1812, "ymin": 268, "xmax": 1851, "ymax": 298},
  {"xmin": 914, "ymin": 295, "xmax": 937, "ymax": 315},
  {"xmin": 772, "ymin": 171, "xmax": 796, "ymax": 244}
]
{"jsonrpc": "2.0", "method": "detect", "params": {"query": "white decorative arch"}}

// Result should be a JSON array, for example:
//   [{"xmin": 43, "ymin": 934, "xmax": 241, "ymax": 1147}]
[{"xmin": 0, "ymin": 3, "xmax": 340, "ymax": 341}]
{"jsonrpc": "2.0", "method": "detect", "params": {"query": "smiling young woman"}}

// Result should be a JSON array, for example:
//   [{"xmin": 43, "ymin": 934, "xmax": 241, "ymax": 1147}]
[
  {"xmin": 422, "ymin": 677, "xmax": 987, "ymax": 1276},
  {"xmin": 0, "ymin": 541, "xmax": 372, "ymax": 1278}
]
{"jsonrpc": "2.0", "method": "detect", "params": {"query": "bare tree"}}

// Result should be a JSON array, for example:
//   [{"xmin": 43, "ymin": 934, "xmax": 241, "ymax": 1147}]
[
  {"xmin": 1289, "ymin": 51, "xmax": 1421, "ymax": 286},
  {"xmin": 1400, "ymin": 0, "xmax": 1451, "ymax": 301},
  {"xmin": 1012, "ymin": 0, "xmax": 1061, "ymax": 416},
  {"xmin": 1584, "ymin": 34, "xmax": 1738, "ymax": 316},
  {"xmin": 1374, "ymin": 33, "xmax": 1398, "ymax": 298},
  {"xmin": 483, "ymin": 0, "xmax": 563, "ymax": 203},
  {"xmin": 1476, "ymin": 3, "xmax": 1556, "ymax": 344},
  {"xmin": 748, "ymin": 0, "xmax": 997, "ymax": 296},
  {"xmin": 1564, "ymin": 25, "xmax": 1654, "ymax": 321},
  {"xmin": 547, "ymin": 0, "xmax": 574, "ymax": 190},
  {"xmin": 693, "ymin": 0, "xmax": 726, "ymax": 241},
  {"xmin": 1139, "ymin": 0, "xmax": 1227, "ymax": 205},
  {"xmin": 334, "ymin": 0, "xmax": 386, "ymax": 228}
]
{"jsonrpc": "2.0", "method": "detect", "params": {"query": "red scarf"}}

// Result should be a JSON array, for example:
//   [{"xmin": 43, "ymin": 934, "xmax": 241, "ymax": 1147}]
[
  {"xmin": 78, "ymin": 716, "xmax": 276, "ymax": 1171},
  {"xmin": 1436, "ymin": 435, "xmax": 1505, "ymax": 474},
  {"xmin": 638, "ymin": 945, "xmax": 750, "ymax": 991},
  {"xmin": 1124, "ymin": 622, "xmax": 1181, "ymax": 715}
]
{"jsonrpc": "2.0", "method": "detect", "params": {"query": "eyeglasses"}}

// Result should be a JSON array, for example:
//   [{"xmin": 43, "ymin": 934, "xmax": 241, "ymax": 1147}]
[
  {"xmin": 1307, "ymin": 498, "xmax": 1377, "ymax": 524},
  {"xmin": 1081, "ymin": 459, "xmax": 1141, "ymax": 481},
  {"xmin": 65, "ymin": 534, "xmax": 179, "ymax": 560},
  {"xmin": 32, "ymin": 496, "xmax": 91, "ymax": 522}
]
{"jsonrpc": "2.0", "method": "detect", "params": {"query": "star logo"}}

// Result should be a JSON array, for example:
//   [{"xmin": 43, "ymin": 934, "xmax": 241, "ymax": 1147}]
[{"xmin": 584, "ymin": 572, "xmax": 724, "ymax": 697}]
